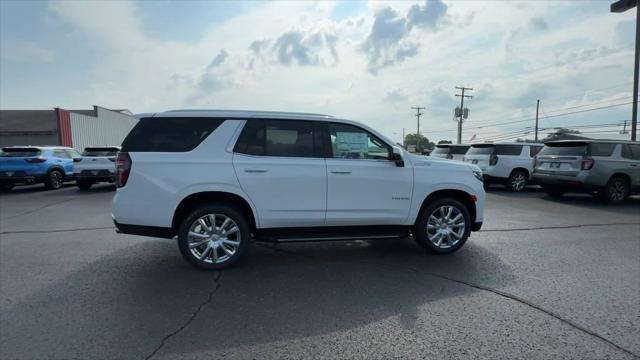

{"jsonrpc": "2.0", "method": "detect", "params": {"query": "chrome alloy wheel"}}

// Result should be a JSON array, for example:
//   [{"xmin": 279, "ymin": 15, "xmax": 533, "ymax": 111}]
[
  {"xmin": 426, "ymin": 205, "xmax": 466, "ymax": 249},
  {"xmin": 187, "ymin": 214, "xmax": 241, "ymax": 264},
  {"xmin": 510, "ymin": 173, "xmax": 527, "ymax": 191}
]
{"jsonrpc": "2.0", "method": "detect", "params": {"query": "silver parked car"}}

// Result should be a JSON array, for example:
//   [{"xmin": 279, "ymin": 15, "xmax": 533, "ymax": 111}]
[{"xmin": 533, "ymin": 140, "xmax": 640, "ymax": 204}]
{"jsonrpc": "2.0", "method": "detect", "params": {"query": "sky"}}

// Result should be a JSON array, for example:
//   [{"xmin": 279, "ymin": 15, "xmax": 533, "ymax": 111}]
[{"xmin": 0, "ymin": 0, "xmax": 636, "ymax": 143}]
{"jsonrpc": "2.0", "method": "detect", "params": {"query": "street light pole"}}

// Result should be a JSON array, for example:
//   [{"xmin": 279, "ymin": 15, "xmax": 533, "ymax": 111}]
[{"xmin": 611, "ymin": 0, "xmax": 639, "ymax": 141}]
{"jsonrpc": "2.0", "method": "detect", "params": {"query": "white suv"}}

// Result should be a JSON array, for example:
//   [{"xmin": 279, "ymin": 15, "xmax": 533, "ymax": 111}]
[
  {"xmin": 463, "ymin": 142, "xmax": 543, "ymax": 191},
  {"xmin": 430, "ymin": 144, "xmax": 470, "ymax": 161},
  {"xmin": 74, "ymin": 146, "xmax": 120, "ymax": 190},
  {"xmin": 112, "ymin": 110, "xmax": 485, "ymax": 269}
]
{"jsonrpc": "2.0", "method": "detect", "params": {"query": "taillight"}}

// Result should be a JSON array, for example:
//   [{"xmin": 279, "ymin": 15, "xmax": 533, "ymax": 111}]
[
  {"xmin": 489, "ymin": 154, "xmax": 498, "ymax": 166},
  {"xmin": 446, "ymin": 153, "xmax": 453, "ymax": 159},
  {"xmin": 116, "ymin": 152, "xmax": 131, "ymax": 188},
  {"xmin": 24, "ymin": 157, "xmax": 47, "ymax": 163},
  {"xmin": 73, "ymin": 158, "xmax": 82, "ymax": 163},
  {"xmin": 581, "ymin": 158, "xmax": 594, "ymax": 170}
]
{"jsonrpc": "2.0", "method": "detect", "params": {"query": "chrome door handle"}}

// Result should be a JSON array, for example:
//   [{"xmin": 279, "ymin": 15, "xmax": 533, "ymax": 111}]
[
  {"xmin": 330, "ymin": 170, "xmax": 352, "ymax": 174},
  {"xmin": 244, "ymin": 168, "xmax": 268, "ymax": 173}
]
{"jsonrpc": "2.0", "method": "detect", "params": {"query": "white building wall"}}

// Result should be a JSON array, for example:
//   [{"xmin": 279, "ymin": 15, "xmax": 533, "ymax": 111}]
[{"xmin": 69, "ymin": 106, "xmax": 138, "ymax": 151}]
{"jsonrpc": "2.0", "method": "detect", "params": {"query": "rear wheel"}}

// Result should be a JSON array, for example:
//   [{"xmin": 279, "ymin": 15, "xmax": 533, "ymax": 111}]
[
  {"xmin": 44, "ymin": 170, "xmax": 64, "ymax": 190},
  {"xmin": 77, "ymin": 180, "xmax": 93, "ymax": 190},
  {"xmin": 413, "ymin": 197, "xmax": 471, "ymax": 254},
  {"xmin": 0, "ymin": 183, "xmax": 14, "ymax": 192},
  {"xmin": 600, "ymin": 176, "xmax": 629, "ymax": 204},
  {"xmin": 507, "ymin": 170, "xmax": 528, "ymax": 192},
  {"xmin": 177, "ymin": 205, "xmax": 250, "ymax": 270}
]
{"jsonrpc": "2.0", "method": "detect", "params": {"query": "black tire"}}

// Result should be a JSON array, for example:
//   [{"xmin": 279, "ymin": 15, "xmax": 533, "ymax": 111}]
[
  {"xmin": 599, "ymin": 176, "xmax": 629, "ymax": 204},
  {"xmin": 177, "ymin": 204, "xmax": 250, "ymax": 270},
  {"xmin": 77, "ymin": 180, "xmax": 93, "ymax": 190},
  {"xmin": 483, "ymin": 179, "xmax": 490, "ymax": 190},
  {"xmin": 0, "ymin": 183, "xmax": 14, "ymax": 192},
  {"xmin": 44, "ymin": 170, "xmax": 64, "ymax": 190},
  {"xmin": 413, "ymin": 197, "xmax": 471, "ymax": 254},
  {"xmin": 507, "ymin": 169, "xmax": 528, "ymax": 192}
]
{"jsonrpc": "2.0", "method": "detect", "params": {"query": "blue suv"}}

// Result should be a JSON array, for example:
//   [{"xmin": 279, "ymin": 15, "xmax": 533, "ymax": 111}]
[{"xmin": 0, "ymin": 146, "xmax": 81, "ymax": 191}]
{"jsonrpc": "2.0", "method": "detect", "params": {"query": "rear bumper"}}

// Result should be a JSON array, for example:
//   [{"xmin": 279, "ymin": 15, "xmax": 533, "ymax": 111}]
[
  {"xmin": 533, "ymin": 173, "xmax": 598, "ymax": 191},
  {"xmin": 0, "ymin": 174, "xmax": 46, "ymax": 185},
  {"xmin": 472, "ymin": 222, "xmax": 483, "ymax": 232},
  {"xmin": 113, "ymin": 220, "xmax": 175, "ymax": 239}
]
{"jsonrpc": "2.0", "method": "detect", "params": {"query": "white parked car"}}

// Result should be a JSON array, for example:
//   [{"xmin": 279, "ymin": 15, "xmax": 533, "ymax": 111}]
[
  {"xmin": 430, "ymin": 144, "xmax": 470, "ymax": 161},
  {"xmin": 74, "ymin": 146, "xmax": 120, "ymax": 190},
  {"xmin": 464, "ymin": 142, "xmax": 543, "ymax": 191},
  {"xmin": 112, "ymin": 110, "xmax": 485, "ymax": 269}
]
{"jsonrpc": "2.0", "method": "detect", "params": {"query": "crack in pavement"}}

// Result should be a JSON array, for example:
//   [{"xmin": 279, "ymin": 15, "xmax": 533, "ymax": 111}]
[
  {"xmin": 144, "ymin": 271, "xmax": 223, "ymax": 360},
  {"xmin": 1, "ymin": 197, "xmax": 77, "ymax": 222},
  {"xmin": 0, "ymin": 226, "xmax": 113, "ymax": 235},
  {"xmin": 256, "ymin": 243, "xmax": 640, "ymax": 359},
  {"xmin": 480, "ymin": 222, "xmax": 640, "ymax": 232}
]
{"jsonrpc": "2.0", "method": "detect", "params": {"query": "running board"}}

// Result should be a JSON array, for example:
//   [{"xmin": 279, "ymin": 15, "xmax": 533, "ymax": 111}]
[{"xmin": 254, "ymin": 226, "xmax": 411, "ymax": 243}]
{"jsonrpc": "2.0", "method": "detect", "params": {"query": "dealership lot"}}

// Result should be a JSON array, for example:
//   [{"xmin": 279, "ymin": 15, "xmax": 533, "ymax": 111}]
[{"xmin": 0, "ymin": 186, "xmax": 639, "ymax": 359}]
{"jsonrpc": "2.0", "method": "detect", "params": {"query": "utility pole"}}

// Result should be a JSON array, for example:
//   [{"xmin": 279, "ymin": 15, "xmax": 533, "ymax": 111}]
[
  {"xmin": 402, "ymin": 127, "xmax": 405, "ymax": 147},
  {"xmin": 411, "ymin": 106, "xmax": 425, "ymax": 151},
  {"xmin": 535, "ymin": 99, "xmax": 540, "ymax": 142},
  {"xmin": 611, "ymin": 0, "xmax": 639, "ymax": 141},
  {"xmin": 455, "ymin": 86, "xmax": 473, "ymax": 144}
]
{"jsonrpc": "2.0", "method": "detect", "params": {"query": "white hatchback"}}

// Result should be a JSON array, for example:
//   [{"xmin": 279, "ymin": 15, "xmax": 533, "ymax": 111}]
[{"xmin": 464, "ymin": 143, "xmax": 543, "ymax": 191}]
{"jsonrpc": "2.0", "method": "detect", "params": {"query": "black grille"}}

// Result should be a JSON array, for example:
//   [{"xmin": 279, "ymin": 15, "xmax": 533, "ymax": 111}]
[
  {"xmin": 80, "ymin": 170, "xmax": 111, "ymax": 177},
  {"xmin": 0, "ymin": 171, "xmax": 27, "ymax": 178}
]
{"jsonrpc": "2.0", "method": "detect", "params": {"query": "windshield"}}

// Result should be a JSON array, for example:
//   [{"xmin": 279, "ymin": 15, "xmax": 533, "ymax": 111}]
[
  {"xmin": 82, "ymin": 148, "xmax": 119, "ymax": 157},
  {"xmin": 431, "ymin": 147, "xmax": 449, "ymax": 154},
  {"xmin": 467, "ymin": 146, "xmax": 494, "ymax": 155},
  {"xmin": 449, "ymin": 146, "xmax": 470, "ymax": 155},
  {"xmin": 539, "ymin": 145, "xmax": 587, "ymax": 156}
]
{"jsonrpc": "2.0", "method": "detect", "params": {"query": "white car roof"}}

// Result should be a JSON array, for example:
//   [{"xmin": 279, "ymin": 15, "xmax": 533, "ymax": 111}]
[{"xmin": 143, "ymin": 109, "xmax": 334, "ymax": 121}]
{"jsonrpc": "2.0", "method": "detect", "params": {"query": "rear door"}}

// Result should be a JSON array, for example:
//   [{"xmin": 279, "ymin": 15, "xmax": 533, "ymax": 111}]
[
  {"xmin": 233, "ymin": 119, "xmax": 327, "ymax": 228},
  {"xmin": 492, "ymin": 144, "xmax": 525, "ymax": 178},
  {"xmin": 621, "ymin": 144, "xmax": 640, "ymax": 188},
  {"xmin": 536, "ymin": 142, "xmax": 587, "ymax": 177},
  {"xmin": 324, "ymin": 122, "xmax": 413, "ymax": 225}
]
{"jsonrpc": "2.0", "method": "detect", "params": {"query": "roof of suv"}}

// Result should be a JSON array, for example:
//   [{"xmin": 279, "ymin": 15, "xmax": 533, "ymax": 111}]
[
  {"xmin": 435, "ymin": 144, "xmax": 469, "ymax": 148},
  {"xmin": 470, "ymin": 142, "xmax": 541, "ymax": 147},
  {"xmin": 139, "ymin": 109, "xmax": 335, "ymax": 121},
  {"xmin": 545, "ymin": 139, "xmax": 637, "ymax": 145}
]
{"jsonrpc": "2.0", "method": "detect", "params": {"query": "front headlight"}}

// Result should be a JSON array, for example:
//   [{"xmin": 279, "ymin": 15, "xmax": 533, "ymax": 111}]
[{"xmin": 473, "ymin": 170, "xmax": 483, "ymax": 182}]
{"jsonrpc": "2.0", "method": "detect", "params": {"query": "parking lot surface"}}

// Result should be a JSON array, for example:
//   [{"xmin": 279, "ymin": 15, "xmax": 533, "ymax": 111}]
[{"xmin": 1, "ymin": 185, "xmax": 639, "ymax": 359}]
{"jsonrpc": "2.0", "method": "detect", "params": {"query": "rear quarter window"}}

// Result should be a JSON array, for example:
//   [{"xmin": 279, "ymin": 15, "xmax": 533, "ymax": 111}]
[
  {"xmin": 467, "ymin": 146, "xmax": 495, "ymax": 155},
  {"xmin": 121, "ymin": 117, "xmax": 225, "ymax": 152},
  {"xmin": 495, "ymin": 145, "xmax": 522, "ymax": 156},
  {"xmin": 0, "ymin": 148, "xmax": 42, "ymax": 157},
  {"xmin": 529, "ymin": 145, "xmax": 543, "ymax": 157},
  {"xmin": 621, "ymin": 144, "xmax": 640, "ymax": 160},
  {"xmin": 588, "ymin": 143, "xmax": 616, "ymax": 157}
]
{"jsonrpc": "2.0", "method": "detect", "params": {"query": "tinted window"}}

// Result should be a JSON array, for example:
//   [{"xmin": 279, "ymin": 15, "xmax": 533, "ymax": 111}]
[
  {"xmin": 431, "ymin": 146, "xmax": 449, "ymax": 154},
  {"xmin": 121, "ymin": 117, "xmax": 224, "ymax": 152},
  {"xmin": 66, "ymin": 149, "xmax": 82, "ymax": 158},
  {"xmin": 449, "ymin": 146, "xmax": 470, "ymax": 155},
  {"xmin": 53, "ymin": 149, "xmax": 70, "ymax": 158},
  {"xmin": 529, "ymin": 145, "xmax": 543, "ymax": 157},
  {"xmin": 235, "ymin": 119, "xmax": 317, "ymax": 158},
  {"xmin": 83, "ymin": 147, "xmax": 119, "ymax": 157},
  {"xmin": 495, "ymin": 145, "xmax": 522, "ymax": 156},
  {"xmin": 467, "ymin": 145, "xmax": 495, "ymax": 155},
  {"xmin": 328, "ymin": 123, "xmax": 390, "ymax": 160},
  {"xmin": 588, "ymin": 143, "xmax": 616, "ymax": 157},
  {"xmin": 621, "ymin": 144, "xmax": 640, "ymax": 160},
  {"xmin": 539, "ymin": 145, "xmax": 587, "ymax": 156},
  {"xmin": 0, "ymin": 148, "xmax": 41, "ymax": 157}
]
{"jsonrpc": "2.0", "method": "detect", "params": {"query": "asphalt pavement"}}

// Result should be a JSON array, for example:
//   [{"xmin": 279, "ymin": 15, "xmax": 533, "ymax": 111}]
[{"xmin": 1, "ymin": 184, "xmax": 639, "ymax": 359}]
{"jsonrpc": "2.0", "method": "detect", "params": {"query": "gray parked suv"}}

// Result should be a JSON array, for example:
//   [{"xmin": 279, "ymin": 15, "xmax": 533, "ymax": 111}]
[{"xmin": 533, "ymin": 140, "xmax": 640, "ymax": 204}]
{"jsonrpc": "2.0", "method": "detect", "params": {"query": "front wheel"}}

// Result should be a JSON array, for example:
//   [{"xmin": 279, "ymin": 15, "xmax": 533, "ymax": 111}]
[
  {"xmin": 44, "ymin": 170, "xmax": 64, "ymax": 190},
  {"xmin": 413, "ymin": 198, "xmax": 471, "ymax": 254},
  {"xmin": 177, "ymin": 205, "xmax": 250, "ymax": 270}
]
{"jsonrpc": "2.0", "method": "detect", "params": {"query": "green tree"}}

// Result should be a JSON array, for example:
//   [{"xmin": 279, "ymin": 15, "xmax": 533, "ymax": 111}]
[
  {"xmin": 437, "ymin": 140, "xmax": 453, "ymax": 145},
  {"xmin": 404, "ymin": 133, "xmax": 435, "ymax": 152}
]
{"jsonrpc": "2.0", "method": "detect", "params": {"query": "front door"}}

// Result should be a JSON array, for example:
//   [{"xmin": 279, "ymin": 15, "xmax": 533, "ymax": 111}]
[
  {"xmin": 324, "ymin": 123, "xmax": 413, "ymax": 226},
  {"xmin": 233, "ymin": 119, "xmax": 327, "ymax": 228}
]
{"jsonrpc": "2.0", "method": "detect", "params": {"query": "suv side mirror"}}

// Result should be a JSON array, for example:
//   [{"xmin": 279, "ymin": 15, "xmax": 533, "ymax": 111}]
[{"xmin": 392, "ymin": 147, "xmax": 404, "ymax": 167}]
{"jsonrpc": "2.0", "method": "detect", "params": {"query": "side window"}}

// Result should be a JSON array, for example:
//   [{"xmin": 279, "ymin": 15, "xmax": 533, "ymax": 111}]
[
  {"xmin": 121, "ymin": 117, "xmax": 225, "ymax": 152},
  {"xmin": 66, "ymin": 149, "xmax": 81, "ymax": 158},
  {"xmin": 495, "ymin": 145, "xmax": 523, "ymax": 156},
  {"xmin": 234, "ymin": 119, "xmax": 317, "ymax": 158},
  {"xmin": 529, "ymin": 146, "xmax": 543, "ymax": 157},
  {"xmin": 328, "ymin": 123, "xmax": 390, "ymax": 160},
  {"xmin": 53, "ymin": 149, "xmax": 70, "ymax": 159},
  {"xmin": 589, "ymin": 143, "xmax": 616, "ymax": 157},
  {"xmin": 621, "ymin": 144, "xmax": 640, "ymax": 160}
]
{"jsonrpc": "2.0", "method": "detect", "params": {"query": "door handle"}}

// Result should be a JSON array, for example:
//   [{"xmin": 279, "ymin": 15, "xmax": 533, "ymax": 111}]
[
  {"xmin": 631, "ymin": 164, "xmax": 638, "ymax": 167},
  {"xmin": 330, "ymin": 170, "xmax": 352, "ymax": 174},
  {"xmin": 244, "ymin": 168, "xmax": 268, "ymax": 173}
]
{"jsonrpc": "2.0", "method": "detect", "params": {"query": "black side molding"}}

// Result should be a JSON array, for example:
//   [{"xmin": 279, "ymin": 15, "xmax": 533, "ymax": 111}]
[
  {"xmin": 114, "ymin": 220, "xmax": 175, "ymax": 239},
  {"xmin": 472, "ymin": 222, "xmax": 483, "ymax": 232}
]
